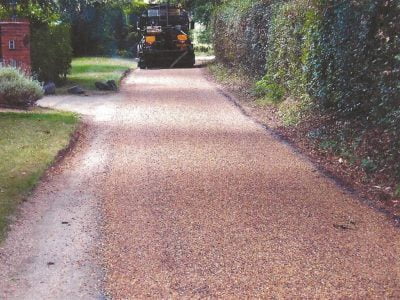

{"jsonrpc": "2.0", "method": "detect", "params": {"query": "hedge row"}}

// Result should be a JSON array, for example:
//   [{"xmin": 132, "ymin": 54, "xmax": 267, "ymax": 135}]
[
  {"xmin": 213, "ymin": 0, "xmax": 275, "ymax": 78},
  {"xmin": 213, "ymin": 0, "xmax": 400, "ymax": 180}
]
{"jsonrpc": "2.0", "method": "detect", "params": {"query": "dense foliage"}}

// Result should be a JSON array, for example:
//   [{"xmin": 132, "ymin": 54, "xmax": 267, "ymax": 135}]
[
  {"xmin": 308, "ymin": 0, "xmax": 400, "ymax": 181},
  {"xmin": 59, "ymin": 0, "xmax": 146, "ymax": 57},
  {"xmin": 0, "ymin": 0, "xmax": 58, "ymax": 25},
  {"xmin": 0, "ymin": 0, "xmax": 148, "ymax": 80},
  {"xmin": 184, "ymin": 0, "xmax": 220, "ymax": 24},
  {"xmin": 213, "ymin": 0, "xmax": 400, "ymax": 185},
  {"xmin": 0, "ymin": 67, "xmax": 43, "ymax": 107},
  {"xmin": 0, "ymin": 0, "xmax": 72, "ymax": 81},
  {"xmin": 213, "ymin": 0, "xmax": 275, "ymax": 77},
  {"xmin": 31, "ymin": 24, "xmax": 73, "ymax": 82}
]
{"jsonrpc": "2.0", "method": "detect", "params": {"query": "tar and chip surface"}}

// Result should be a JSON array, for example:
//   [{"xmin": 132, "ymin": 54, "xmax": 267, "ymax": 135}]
[
  {"xmin": 103, "ymin": 68, "xmax": 400, "ymax": 298},
  {"xmin": 1, "ymin": 67, "xmax": 399, "ymax": 299}
]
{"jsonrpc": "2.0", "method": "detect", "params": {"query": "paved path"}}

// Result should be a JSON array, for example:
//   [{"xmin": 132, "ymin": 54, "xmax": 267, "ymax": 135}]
[
  {"xmin": 0, "ymin": 93, "xmax": 120, "ymax": 299},
  {"xmin": 1, "ymin": 68, "xmax": 400, "ymax": 299}
]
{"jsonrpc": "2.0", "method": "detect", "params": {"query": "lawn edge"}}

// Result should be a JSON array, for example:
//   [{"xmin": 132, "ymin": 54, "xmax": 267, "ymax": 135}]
[
  {"xmin": 0, "ymin": 115, "xmax": 84, "ymax": 242},
  {"xmin": 50, "ymin": 118, "xmax": 85, "ymax": 171},
  {"xmin": 58, "ymin": 57, "xmax": 137, "ymax": 95}
]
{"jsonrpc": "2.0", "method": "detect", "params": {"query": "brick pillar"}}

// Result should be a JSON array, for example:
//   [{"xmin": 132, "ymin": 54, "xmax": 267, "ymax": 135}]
[{"xmin": 0, "ymin": 20, "xmax": 31, "ymax": 73}]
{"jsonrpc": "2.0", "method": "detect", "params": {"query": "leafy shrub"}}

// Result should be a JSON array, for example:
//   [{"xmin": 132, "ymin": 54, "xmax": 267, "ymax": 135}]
[
  {"xmin": 31, "ymin": 23, "xmax": 73, "ymax": 83},
  {"xmin": 254, "ymin": 1, "xmax": 315, "ymax": 124},
  {"xmin": 278, "ymin": 97, "xmax": 312, "ymax": 126},
  {"xmin": 258, "ymin": 2, "xmax": 317, "ymax": 100},
  {"xmin": 255, "ymin": 76, "xmax": 285, "ymax": 103},
  {"xmin": 194, "ymin": 44, "xmax": 213, "ymax": 54},
  {"xmin": 0, "ymin": 67, "xmax": 43, "ymax": 107},
  {"xmin": 196, "ymin": 26, "xmax": 213, "ymax": 44}
]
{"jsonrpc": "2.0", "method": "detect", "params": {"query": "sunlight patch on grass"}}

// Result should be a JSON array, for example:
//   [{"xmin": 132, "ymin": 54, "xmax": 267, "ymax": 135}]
[{"xmin": 63, "ymin": 57, "xmax": 136, "ymax": 92}]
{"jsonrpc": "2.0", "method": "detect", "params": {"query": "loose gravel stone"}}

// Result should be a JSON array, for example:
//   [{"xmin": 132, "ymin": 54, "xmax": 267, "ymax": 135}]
[{"xmin": 102, "ymin": 68, "xmax": 400, "ymax": 298}]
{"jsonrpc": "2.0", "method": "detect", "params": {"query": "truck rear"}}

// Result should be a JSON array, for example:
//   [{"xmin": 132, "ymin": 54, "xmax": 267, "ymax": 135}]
[{"xmin": 137, "ymin": 4, "xmax": 195, "ymax": 68}]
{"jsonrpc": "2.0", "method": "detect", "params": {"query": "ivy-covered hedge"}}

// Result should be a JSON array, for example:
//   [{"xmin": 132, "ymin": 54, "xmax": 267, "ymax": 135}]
[
  {"xmin": 310, "ymin": 0, "xmax": 400, "ymax": 181},
  {"xmin": 31, "ymin": 24, "xmax": 73, "ymax": 83},
  {"xmin": 309, "ymin": 1, "xmax": 400, "ymax": 118},
  {"xmin": 213, "ymin": 0, "xmax": 276, "ymax": 78},
  {"xmin": 256, "ymin": 1, "xmax": 313, "ymax": 104},
  {"xmin": 213, "ymin": 0, "xmax": 400, "ymax": 182}
]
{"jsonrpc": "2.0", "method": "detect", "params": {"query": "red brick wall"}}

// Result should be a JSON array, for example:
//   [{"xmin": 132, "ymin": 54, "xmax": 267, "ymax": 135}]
[{"xmin": 0, "ymin": 20, "xmax": 31, "ymax": 73}]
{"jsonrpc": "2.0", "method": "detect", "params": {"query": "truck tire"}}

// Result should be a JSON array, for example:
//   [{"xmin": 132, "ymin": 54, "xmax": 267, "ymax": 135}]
[
  {"xmin": 187, "ymin": 54, "xmax": 195, "ymax": 68},
  {"xmin": 138, "ymin": 59, "xmax": 146, "ymax": 69}
]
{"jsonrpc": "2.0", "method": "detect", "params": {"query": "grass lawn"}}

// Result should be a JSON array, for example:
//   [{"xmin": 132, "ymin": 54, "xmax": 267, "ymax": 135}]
[
  {"xmin": 0, "ymin": 111, "xmax": 79, "ymax": 240},
  {"xmin": 61, "ymin": 57, "xmax": 136, "ymax": 92}
]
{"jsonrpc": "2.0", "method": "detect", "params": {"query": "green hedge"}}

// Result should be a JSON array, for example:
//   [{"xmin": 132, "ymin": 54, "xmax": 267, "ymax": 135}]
[
  {"xmin": 309, "ymin": 1, "xmax": 400, "ymax": 119},
  {"xmin": 213, "ymin": 0, "xmax": 400, "ymax": 180},
  {"xmin": 215, "ymin": 0, "xmax": 400, "ymax": 123},
  {"xmin": 213, "ymin": 0, "xmax": 276, "ymax": 77},
  {"xmin": 31, "ymin": 23, "xmax": 73, "ymax": 83},
  {"xmin": 256, "ymin": 1, "xmax": 313, "ymax": 103}
]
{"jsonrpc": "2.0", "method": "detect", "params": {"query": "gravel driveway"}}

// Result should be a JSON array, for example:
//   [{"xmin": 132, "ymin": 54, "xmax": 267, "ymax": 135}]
[{"xmin": 1, "ymin": 67, "xmax": 400, "ymax": 299}]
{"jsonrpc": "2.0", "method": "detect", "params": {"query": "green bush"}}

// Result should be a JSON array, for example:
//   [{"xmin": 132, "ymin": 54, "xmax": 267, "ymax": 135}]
[
  {"xmin": 255, "ymin": 76, "xmax": 285, "ymax": 103},
  {"xmin": 214, "ymin": 0, "xmax": 400, "ymax": 125},
  {"xmin": 0, "ymin": 67, "xmax": 44, "ymax": 108},
  {"xmin": 197, "ymin": 26, "xmax": 212, "ymax": 44},
  {"xmin": 255, "ymin": 1, "xmax": 316, "ymax": 124},
  {"xmin": 31, "ymin": 23, "xmax": 73, "ymax": 83},
  {"xmin": 194, "ymin": 44, "xmax": 213, "ymax": 54}
]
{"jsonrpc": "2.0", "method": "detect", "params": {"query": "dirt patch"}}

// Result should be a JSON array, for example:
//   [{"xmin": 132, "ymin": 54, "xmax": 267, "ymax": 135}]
[{"xmin": 51, "ymin": 121, "xmax": 87, "ymax": 171}]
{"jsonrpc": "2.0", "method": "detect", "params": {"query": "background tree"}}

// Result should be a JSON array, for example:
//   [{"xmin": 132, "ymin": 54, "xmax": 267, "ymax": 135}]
[{"xmin": 0, "ymin": 0, "xmax": 71, "ymax": 82}]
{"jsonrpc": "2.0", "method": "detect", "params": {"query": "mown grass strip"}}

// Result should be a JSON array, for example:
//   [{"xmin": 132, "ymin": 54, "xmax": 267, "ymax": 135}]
[
  {"xmin": 0, "ymin": 111, "xmax": 79, "ymax": 240},
  {"xmin": 62, "ymin": 57, "xmax": 136, "ymax": 92}
]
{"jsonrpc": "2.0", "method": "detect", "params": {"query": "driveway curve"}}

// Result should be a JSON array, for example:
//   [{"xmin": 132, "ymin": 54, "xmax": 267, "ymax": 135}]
[{"xmin": 1, "ymin": 67, "xmax": 399, "ymax": 299}]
